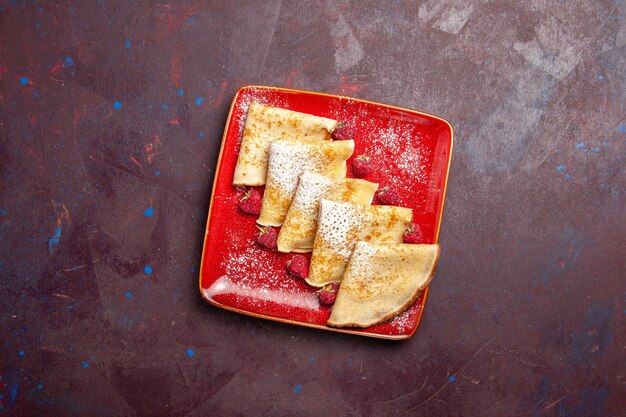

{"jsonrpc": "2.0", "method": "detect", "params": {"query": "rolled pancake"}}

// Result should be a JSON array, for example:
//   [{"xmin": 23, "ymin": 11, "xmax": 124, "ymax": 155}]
[
  {"xmin": 306, "ymin": 200, "xmax": 412, "ymax": 287},
  {"xmin": 276, "ymin": 171, "xmax": 378, "ymax": 253},
  {"xmin": 233, "ymin": 102, "xmax": 338, "ymax": 186},
  {"xmin": 327, "ymin": 242, "xmax": 440, "ymax": 328},
  {"xmin": 257, "ymin": 140, "xmax": 354, "ymax": 227}
]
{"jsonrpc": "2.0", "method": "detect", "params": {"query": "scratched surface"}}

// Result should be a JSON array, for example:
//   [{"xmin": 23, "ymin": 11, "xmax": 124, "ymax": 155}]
[{"xmin": 0, "ymin": 1, "xmax": 624, "ymax": 416}]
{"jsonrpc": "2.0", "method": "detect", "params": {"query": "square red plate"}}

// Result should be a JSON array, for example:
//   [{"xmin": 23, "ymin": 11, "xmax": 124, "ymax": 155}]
[{"xmin": 199, "ymin": 86, "xmax": 453, "ymax": 340}]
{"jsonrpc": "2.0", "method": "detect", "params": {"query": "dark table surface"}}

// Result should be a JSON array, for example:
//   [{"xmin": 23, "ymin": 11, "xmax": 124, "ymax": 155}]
[{"xmin": 1, "ymin": 1, "xmax": 624, "ymax": 416}]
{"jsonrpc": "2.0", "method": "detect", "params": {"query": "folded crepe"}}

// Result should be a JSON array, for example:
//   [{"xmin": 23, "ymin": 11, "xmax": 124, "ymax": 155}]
[
  {"xmin": 306, "ymin": 200, "xmax": 412, "ymax": 287},
  {"xmin": 277, "ymin": 171, "xmax": 378, "ymax": 253},
  {"xmin": 233, "ymin": 102, "xmax": 338, "ymax": 186},
  {"xmin": 327, "ymin": 242, "xmax": 440, "ymax": 328},
  {"xmin": 257, "ymin": 140, "xmax": 354, "ymax": 227}
]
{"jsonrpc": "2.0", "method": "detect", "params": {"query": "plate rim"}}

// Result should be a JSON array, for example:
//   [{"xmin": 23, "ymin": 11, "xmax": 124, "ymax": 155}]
[{"xmin": 198, "ymin": 85, "xmax": 454, "ymax": 340}]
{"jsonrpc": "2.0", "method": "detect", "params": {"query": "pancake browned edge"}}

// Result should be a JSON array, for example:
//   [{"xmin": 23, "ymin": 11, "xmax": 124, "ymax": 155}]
[{"xmin": 327, "ymin": 244, "xmax": 440, "ymax": 329}]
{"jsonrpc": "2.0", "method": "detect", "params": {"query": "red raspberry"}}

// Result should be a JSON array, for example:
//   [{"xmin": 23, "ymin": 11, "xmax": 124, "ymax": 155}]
[
  {"xmin": 256, "ymin": 226, "xmax": 278, "ymax": 249},
  {"xmin": 318, "ymin": 283, "xmax": 340, "ymax": 305},
  {"xmin": 352, "ymin": 155, "xmax": 372, "ymax": 178},
  {"xmin": 286, "ymin": 254, "xmax": 309, "ymax": 279},
  {"xmin": 331, "ymin": 122, "xmax": 355, "ymax": 141},
  {"xmin": 238, "ymin": 189, "xmax": 262, "ymax": 215},
  {"xmin": 403, "ymin": 223, "xmax": 424, "ymax": 244},
  {"xmin": 376, "ymin": 185, "xmax": 399, "ymax": 205}
]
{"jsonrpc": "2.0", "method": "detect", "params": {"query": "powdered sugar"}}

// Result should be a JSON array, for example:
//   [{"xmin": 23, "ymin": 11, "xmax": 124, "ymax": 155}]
[
  {"xmin": 347, "ymin": 241, "xmax": 377, "ymax": 277},
  {"xmin": 291, "ymin": 171, "xmax": 334, "ymax": 214},
  {"xmin": 388, "ymin": 309, "xmax": 413, "ymax": 333},
  {"xmin": 222, "ymin": 245, "xmax": 300, "ymax": 292},
  {"xmin": 316, "ymin": 200, "xmax": 363, "ymax": 258},
  {"xmin": 369, "ymin": 125, "xmax": 431, "ymax": 184},
  {"xmin": 266, "ymin": 141, "xmax": 312, "ymax": 195}
]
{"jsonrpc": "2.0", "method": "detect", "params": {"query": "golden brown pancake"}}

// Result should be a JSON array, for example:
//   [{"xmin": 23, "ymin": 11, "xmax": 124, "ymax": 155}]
[
  {"xmin": 327, "ymin": 242, "xmax": 440, "ymax": 328},
  {"xmin": 277, "ymin": 171, "xmax": 378, "ymax": 253},
  {"xmin": 233, "ymin": 102, "xmax": 338, "ymax": 186},
  {"xmin": 306, "ymin": 200, "xmax": 412, "ymax": 287},
  {"xmin": 257, "ymin": 140, "xmax": 354, "ymax": 227}
]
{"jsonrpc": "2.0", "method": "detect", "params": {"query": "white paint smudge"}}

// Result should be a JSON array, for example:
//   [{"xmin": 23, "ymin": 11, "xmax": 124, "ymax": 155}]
[
  {"xmin": 513, "ymin": 16, "xmax": 583, "ymax": 80},
  {"xmin": 330, "ymin": 14, "xmax": 364, "ymax": 72},
  {"xmin": 419, "ymin": 1, "xmax": 473, "ymax": 35}
]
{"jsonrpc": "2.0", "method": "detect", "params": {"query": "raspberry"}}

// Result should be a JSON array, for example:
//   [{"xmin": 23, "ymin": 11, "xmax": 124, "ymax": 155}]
[
  {"xmin": 286, "ymin": 254, "xmax": 309, "ymax": 279},
  {"xmin": 238, "ymin": 189, "xmax": 262, "ymax": 215},
  {"xmin": 352, "ymin": 155, "xmax": 372, "ymax": 178},
  {"xmin": 318, "ymin": 283, "xmax": 340, "ymax": 305},
  {"xmin": 376, "ymin": 185, "xmax": 399, "ymax": 205},
  {"xmin": 256, "ymin": 226, "xmax": 278, "ymax": 249},
  {"xmin": 403, "ymin": 223, "xmax": 424, "ymax": 244},
  {"xmin": 331, "ymin": 122, "xmax": 355, "ymax": 141}
]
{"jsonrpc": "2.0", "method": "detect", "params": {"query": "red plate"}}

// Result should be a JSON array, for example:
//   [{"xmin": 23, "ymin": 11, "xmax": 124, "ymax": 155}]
[{"xmin": 199, "ymin": 86, "xmax": 453, "ymax": 340}]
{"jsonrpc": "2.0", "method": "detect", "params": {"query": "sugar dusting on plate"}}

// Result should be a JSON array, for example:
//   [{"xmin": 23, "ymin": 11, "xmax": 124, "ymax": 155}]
[
  {"xmin": 209, "ymin": 243, "xmax": 319, "ymax": 310},
  {"xmin": 369, "ymin": 125, "xmax": 431, "ymax": 182}
]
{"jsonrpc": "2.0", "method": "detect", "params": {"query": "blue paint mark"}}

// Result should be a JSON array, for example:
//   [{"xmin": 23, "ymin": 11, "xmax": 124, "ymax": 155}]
[
  {"xmin": 556, "ymin": 165, "xmax": 565, "ymax": 172},
  {"xmin": 571, "ymin": 303, "xmax": 614, "ymax": 363},
  {"xmin": 448, "ymin": 375, "xmax": 456, "ymax": 382},
  {"xmin": 125, "ymin": 291, "xmax": 132, "ymax": 299},
  {"xmin": 177, "ymin": 89, "xmax": 184, "ymax": 96},
  {"xmin": 48, "ymin": 227, "xmax": 62, "ymax": 254},
  {"xmin": 144, "ymin": 207, "xmax": 154, "ymax": 217},
  {"xmin": 198, "ymin": 131, "xmax": 204, "ymax": 137},
  {"xmin": 20, "ymin": 76, "xmax": 29, "ymax": 85},
  {"xmin": 294, "ymin": 385, "xmax": 301, "ymax": 393},
  {"xmin": 190, "ymin": 267, "xmax": 195, "ymax": 272},
  {"xmin": 162, "ymin": 103, "xmax": 167, "ymax": 109},
  {"xmin": 82, "ymin": 362, "xmax": 89, "ymax": 369},
  {"xmin": 309, "ymin": 356, "xmax": 314, "ymax": 362},
  {"xmin": 596, "ymin": 75, "xmax": 604, "ymax": 81},
  {"xmin": 90, "ymin": 356, "xmax": 95, "ymax": 360},
  {"xmin": 186, "ymin": 15, "xmax": 200, "ymax": 24},
  {"xmin": 564, "ymin": 174, "xmax": 572, "ymax": 180},
  {"xmin": 34, "ymin": 92, "xmax": 39, "ymax": 97},
  {"xmin": 195, "ymin": 97, "xmax": 203, "ymax": 105},
  {"xmin": 68, "ymin": 305, "xmax": 74, "ymax": 310},
  {"xmin": 618, "ymin": 125, "xmax": 626, "ymax": 133},
  {"xmin": 185, "ymin": 348, "xmax": 194, "ymax": 358},
  {"xmin": 64, "ymin": 56, "xmax": 75, "ymax": 67},
  {"xmin": 576, "ymin": 142, "xmax": 585, "ymax": 149},
  {"xmin": 37, "ymin": 384, "xmax": 42, "ymax": 390},
  {"xmin": 124, "ymin": 39, "xmax": 131, "ymax": 49},
  {"xmin": 144, "ymin": 265, "xmax": 153, "ymax": 275},
  {"xmin": 35, "ymin": 22, "xmax": 40, "ymax": 28},
  {"xmin": 155, "ymin": 170, "xmax": 160, "ymax": 176},
  {"xmin": 114, "ymin": 101, "xmax": 122, "ymax": 109},
  {"xmin": 592, "ymin": 147, "xmax": 600, "ymax": 152},
  {"xmin": 18, "ymin": 350, "xmax": 25, "ymax": 357},
  {"xmin": 10, "ymin": 382, "xmax": 19, "ymax": 403}
]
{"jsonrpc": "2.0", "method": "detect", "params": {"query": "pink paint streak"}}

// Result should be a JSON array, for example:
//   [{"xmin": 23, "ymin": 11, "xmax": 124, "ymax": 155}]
[{"xmin": 170, "ymin": 50, "xmax": 183, "ymax": 88}]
